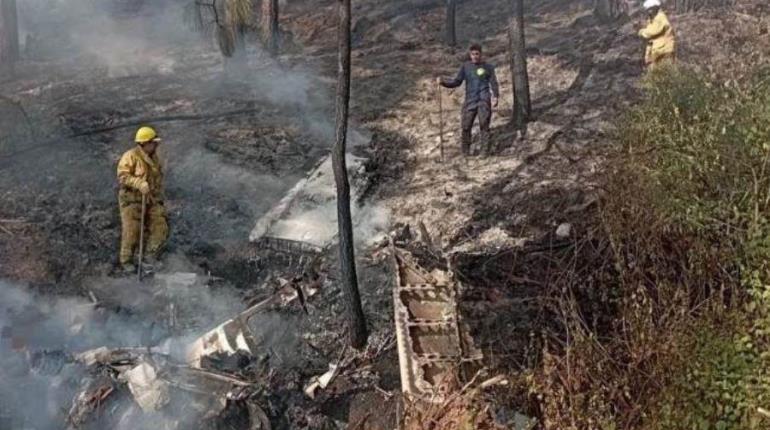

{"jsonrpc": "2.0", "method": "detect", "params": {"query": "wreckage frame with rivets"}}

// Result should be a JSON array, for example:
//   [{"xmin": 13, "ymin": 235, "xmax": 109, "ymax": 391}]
[{"xmin": 390, "ymin": 245, "xmax": 483, "ymax": 403}]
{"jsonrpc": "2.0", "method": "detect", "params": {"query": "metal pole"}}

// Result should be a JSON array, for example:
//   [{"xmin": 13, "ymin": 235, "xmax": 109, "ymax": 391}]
[
  {"xmin": 137, "ymin": 193, "xmax": 146, "ymax": 281},
  {"xmin": 437, "ymin": 82, "xmax": 445, "ymax": 162}
]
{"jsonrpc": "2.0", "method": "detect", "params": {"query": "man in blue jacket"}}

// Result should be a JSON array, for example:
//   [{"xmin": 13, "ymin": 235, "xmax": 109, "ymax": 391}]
[{"xmin": 437, "ymin": 44, "xmax": 500, "ymax": 156}]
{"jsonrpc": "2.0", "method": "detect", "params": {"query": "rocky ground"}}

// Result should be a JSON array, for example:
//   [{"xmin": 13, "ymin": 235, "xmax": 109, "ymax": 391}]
[{"xmin": 1, "ymin": 0, "xmax": 768, "ymax": 429}]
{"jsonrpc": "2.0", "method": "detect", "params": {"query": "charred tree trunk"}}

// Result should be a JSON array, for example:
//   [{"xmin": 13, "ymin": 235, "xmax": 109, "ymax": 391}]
[
  {"xmin": 445, "ymin": 0, "xmax": 457, "ymax": 47},
  {"xmin": 0, "ymin": 8, "xmax": 9, "ymax": 77},
  {"xmin": 214, "ymin": 0, "xmax": 235, "ymax": 58},
  {"xmin": 0, "ymin": 0, "xmax": 18, "ymax": 77},
  {"xmin": 594, "ymin": 0, "xmax": 625, "ymax": 22},
  {"xmin": 4, "ymin": 0, "xmax": 16, "ymax": 60},
  {"xmin": 333, "ymin": 0, "xmax": 368, "ymax": 349},
  {"xmin": 262, "ymin": 0, "xmax": 279, "ymax": 55},
  {"xmin": 509, "ymin": 0, "xmax": 531, "ymax": 130}
]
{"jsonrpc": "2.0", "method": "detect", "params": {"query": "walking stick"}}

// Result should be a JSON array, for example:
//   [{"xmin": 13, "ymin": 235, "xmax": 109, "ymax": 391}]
[
  {"xmin": 137, "ymin": 193, "xmax": 147, "ymax": 281},
  {"xmin": 437, "ymin": 81, "xmax": 445, "ymax": 163},
  {"xmin": 640, "ymin": 15, "xmax": 649, "ymax": 72}
]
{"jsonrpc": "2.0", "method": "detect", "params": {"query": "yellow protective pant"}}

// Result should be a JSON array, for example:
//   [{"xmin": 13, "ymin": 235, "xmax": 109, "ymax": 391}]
[{"xmin": 119, "ymin": 201, "xmax": 168, "ymax": 265}]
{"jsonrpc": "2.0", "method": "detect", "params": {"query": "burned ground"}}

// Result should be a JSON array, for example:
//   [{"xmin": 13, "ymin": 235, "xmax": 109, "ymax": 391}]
[{"xmin": 2, "ymin": 0, "xmax": 769, "ymax": 429}]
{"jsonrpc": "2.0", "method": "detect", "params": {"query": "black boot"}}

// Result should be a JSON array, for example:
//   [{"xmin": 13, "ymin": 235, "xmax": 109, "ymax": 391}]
[
  {"xmin": 144, "ymin": 255, "xmax": 164, "ymax": 272},
  {"xmin": 120, "ymin": 263, "xmax": 137, "ymax": 275}
]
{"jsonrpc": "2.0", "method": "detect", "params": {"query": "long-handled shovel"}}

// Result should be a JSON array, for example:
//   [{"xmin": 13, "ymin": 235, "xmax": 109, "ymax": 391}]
[
  {"xmin": 437, "ymin": 82, "xmax": 445, "ymax": 163},
  {"xmin": 137, "ymin": 194, "xmax": 147, "ymax": 281}
]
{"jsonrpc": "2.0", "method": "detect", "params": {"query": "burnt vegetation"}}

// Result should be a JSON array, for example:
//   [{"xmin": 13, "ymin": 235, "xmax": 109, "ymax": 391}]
[{"xmin": 2, "ymin": 0, "xmax": 770, "ymax": 429}]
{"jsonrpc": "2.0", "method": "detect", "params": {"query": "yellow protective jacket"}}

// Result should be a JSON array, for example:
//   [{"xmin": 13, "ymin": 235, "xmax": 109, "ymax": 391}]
[
  {"xmin": 639, "ymin": 10, "xmax": 675, "ymax": 63},
  {"xmin": 117, "ymin": 146, "xmax": 165, "ymax": 205}
]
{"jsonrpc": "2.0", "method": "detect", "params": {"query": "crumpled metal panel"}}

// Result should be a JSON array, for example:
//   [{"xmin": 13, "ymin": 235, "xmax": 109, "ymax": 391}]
[{"xmin": 390, "ymin": 245, "xmax": 482, "ymax": 403}]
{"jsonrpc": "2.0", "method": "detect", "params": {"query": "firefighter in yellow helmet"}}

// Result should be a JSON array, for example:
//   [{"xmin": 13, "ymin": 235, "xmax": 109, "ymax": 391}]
[
  {"xmin": 638, "ymin": 0, "xmax": 676, "ymax": 71},
  {"xmin": 117, "ymin": 126, "xmax": 168, "ymax": 273}
]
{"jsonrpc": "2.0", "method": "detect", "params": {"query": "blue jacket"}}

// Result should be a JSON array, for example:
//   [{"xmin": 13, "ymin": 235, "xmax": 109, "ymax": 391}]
[{"xmin": 441, "ymin": 62, "xmax": 500, "ymax": 107}]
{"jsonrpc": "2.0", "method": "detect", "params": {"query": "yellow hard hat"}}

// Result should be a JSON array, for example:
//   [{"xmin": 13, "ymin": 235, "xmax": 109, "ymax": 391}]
[{"xmin": 135, "ymin": 126, "xmax": 161, "ymax": 144}]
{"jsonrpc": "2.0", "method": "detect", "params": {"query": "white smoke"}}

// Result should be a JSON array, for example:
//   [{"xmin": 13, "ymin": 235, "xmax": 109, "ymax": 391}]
[{"xmin": 0, "ymin": 273, "xmax": 243, "ymax": 429}]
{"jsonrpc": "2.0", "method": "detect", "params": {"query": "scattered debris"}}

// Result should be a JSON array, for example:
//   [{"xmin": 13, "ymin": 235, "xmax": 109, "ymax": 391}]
[
  {"xmin": 186, "ymin": 307, "xmax": 260, "ymax": 370},
  {"xmin": 75, "ymin": 346, "xmax": 163, "ymax": 368},
  {"xmin": 304, "ymin": 362, "xmax": 342, "ymax": 399},
  {"xmin": 255, "ymin": 236, "xmax": 324, "ymax": 256},
  {"xmin": 67, "ymin": 346, "xmax": 269, "ymax": 429},
  {"xmin": 556, "ymin": 223, "xmax": 572, "ymax": 238},
  {"xmin": 67, "ymin": 375, "xmax": 120, "ymax": 429},
  {"xmin": 479, "ymin": 375, "xmax": 508, "ymax": 389},
  {"xmin": 186, "ymin": 279, "xmax": 318, "ymax": 368},
  {"xmin": 122, "ymin": 361, "xmax": 171, "ymax": 412}
]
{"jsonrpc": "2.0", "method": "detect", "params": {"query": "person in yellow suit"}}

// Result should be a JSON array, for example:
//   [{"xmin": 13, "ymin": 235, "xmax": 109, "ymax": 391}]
[
  {"xmin": 638, "ymin": 0, "xmax": 676, "ymax": 71},
  {"xmin": 117, "ymin": 126, "xmax": 168, "ymax": 273}
]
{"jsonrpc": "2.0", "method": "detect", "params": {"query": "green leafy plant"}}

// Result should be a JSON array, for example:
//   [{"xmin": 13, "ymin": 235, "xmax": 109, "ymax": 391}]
[
  {"xmin": 531, "ymin": 65, "xmax": 770, "ymax": 429},
  {"xmin": 610, "ymin": 66, "xmax": 770, "ymax": 429}
]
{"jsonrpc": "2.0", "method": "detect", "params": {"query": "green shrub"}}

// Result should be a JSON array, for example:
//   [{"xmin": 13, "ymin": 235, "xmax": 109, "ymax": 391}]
[
  {"xmin": 608, "ymin": 66, "xmax": 770, "ymax": 429},
  {"xmin": 527, "ymin": 63, "xmax": 770, "ymax": 430}
]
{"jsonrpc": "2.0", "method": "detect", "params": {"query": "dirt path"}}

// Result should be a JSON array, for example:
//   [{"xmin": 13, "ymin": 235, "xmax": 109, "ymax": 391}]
[{"xmin": 289, "ymin": 0, "xmax": 646, "ymax": 254}]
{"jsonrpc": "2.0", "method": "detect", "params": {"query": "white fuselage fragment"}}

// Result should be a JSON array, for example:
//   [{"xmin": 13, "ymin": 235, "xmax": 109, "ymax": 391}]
[{"xmin": 249, "ymin": 129, "xmax": 372, "ymax": 248}]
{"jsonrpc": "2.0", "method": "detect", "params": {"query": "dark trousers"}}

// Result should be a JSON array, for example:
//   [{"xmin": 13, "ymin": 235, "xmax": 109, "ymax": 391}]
[{"xmin": 461, "ymin": 102, "xmax": 492, "ymax": 155}]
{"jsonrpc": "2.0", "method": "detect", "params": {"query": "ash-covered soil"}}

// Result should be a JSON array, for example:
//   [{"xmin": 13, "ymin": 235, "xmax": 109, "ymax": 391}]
[
  {"xmin": 282, "ymin": 0, "xmax": 769, "ymax": 255},
  {"xmin": 0, "ymin": 2, "xmax": 401, "ymax": 428},
  {"xmin": 2, "ymin": 0, "xmax": 769, "ymax": 428},
  {"xmin": 0, "ymin": 23, "xmax": 336, "ymax": 292}
]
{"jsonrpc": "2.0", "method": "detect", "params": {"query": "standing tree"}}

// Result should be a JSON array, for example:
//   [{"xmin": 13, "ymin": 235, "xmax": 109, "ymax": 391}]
[
  {"xmin": 0, "ymin": 0, "xmax": 18, "ymax": 76},
  {"xmin": 509, "ymin": 0, "xmax": 531, "ymax": 131},
  {"xmin": 186, "ymin": 0, "xmax": 252, "ymax": 61},
  {"xmin": 333, "ymin": 0, "xmax": 368, "ymax": 349},
  {"xmin": 4, "ymin": 0, "xmax": 16, "ymax": 61},
  {"xmin": 445, "ymin": 0, "xmax": 457, "ymax": 47},
  {"xmin": 594, "ymin": 0, "xmax": 626, "ymax": 22},
  {"xmin": 262, "ymin": 0, "xmax": 279, "ymax": 56}
]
